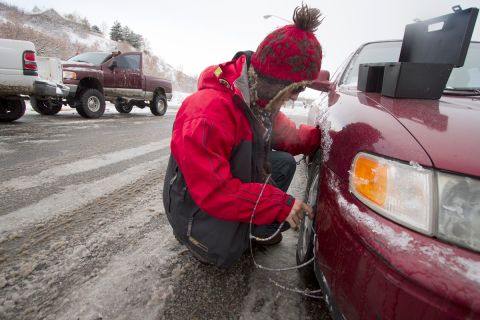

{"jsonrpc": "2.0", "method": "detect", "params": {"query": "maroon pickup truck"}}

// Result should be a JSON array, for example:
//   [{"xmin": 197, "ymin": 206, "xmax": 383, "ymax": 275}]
[{"xmin": 62, "ymin": 51, "xmax": 172, "ymax": 118}]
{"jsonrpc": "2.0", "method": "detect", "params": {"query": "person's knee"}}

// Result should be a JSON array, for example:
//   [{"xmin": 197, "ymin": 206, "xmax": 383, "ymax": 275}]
[
  {"xmin": 281, "ymin": 152, "xmax": 296, "ymax": 176},
  {"xmin": 279, "ymin": 152, "xmax": 296, "ymax": 180},
  {"xmin": 270, "ymin": 151, "xmax": 297, "ymax": 191}
]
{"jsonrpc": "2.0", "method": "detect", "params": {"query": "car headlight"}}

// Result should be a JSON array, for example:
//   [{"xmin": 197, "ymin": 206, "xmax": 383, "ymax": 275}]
[
  {"xmin": 438, "ymin": 172, "xmax": 480, "ymax": 252},
  {"xmin": 63, "ymin": 71, "xmax": 77, "ymax": 80},
  {"xmin": 349, "ymin": 152, "xmax": 480, "ymax": 252},
  {"xmin": 349, "ymin": 153, "xmax": 434, "ymax": 235}
]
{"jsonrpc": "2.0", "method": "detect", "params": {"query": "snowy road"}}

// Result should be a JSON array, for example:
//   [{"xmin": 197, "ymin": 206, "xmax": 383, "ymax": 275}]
[{"xmin": 0, "ymin": 102, "xmax": 330, "ymax": 319}]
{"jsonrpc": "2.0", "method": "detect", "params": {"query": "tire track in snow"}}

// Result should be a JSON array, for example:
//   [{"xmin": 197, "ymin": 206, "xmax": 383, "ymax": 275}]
[
  {"xmin": 53, "ymin": 227, "xmax": 181, "ymax": 320},
  {"xmin": 0, "ymin": 138, "xmax": 170, "ymax": 192},
  {"xmin": 0, "ymin": 155, "xmax": 169, "ymax": 239},
  {"xmin": 0, "ymin": 168, "xmax": 175, "ymax": 320}
]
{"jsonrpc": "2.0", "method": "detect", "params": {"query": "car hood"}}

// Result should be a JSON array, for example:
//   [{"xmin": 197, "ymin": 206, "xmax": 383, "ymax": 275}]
[
  {"xmin": 62, "ymin": 62, "xmax": 102, "ymax": 71},
  {"xmin": 372, "ymin": 94, "xmax": 480, "ymax": 177}
]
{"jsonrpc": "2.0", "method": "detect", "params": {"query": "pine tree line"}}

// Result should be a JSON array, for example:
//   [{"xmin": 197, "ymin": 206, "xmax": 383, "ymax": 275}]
[
  {"xmin": 109, "ymin": 21, "xmax": 144, "ymax": 50},
  {"xmin": 32, "ymin": 6, "xmax": 143, "ymax": 49}
]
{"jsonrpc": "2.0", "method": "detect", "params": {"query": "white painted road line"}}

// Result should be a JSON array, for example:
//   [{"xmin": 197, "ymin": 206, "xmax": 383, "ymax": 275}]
[{"xmin": 0, "ymin": 139, "xmax": 171, "ymax": 191}]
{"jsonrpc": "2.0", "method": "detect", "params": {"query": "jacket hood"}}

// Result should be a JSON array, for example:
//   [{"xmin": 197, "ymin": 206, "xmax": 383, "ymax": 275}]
[{"xmin": 197, "ymin": 55, "xmax": 251, "ymax": 104}]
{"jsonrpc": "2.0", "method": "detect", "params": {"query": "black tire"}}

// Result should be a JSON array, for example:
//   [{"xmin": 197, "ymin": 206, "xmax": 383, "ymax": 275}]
[
  {"xmin": 76, "ymin": 88, "xmax": 105, "ymax": 119},
  {"xmin": 30, "ymin": 97, "xmax": 63, "ymax": 115},
  {"xmin": 114, "ymin": 101, "xmax": 133, "ymax": 114},
  {"xmin": 150, "ymin": 93, "xmax": 167, "ymax": 116},
  {"xmin": 67, "ymin": 97, "xmax": 76, "ymax": 108},
  {"xmin": 296, "ymin": 152, "xmax": 321, "ymax": 282},
  {"xmin": 0, "ymin": 98, "xmax": 26, "ymax": 122}
]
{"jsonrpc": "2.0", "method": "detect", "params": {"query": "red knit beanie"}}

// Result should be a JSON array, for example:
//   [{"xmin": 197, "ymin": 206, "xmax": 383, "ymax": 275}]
[{"xmin": 252, "ymin": 4, "xmax": 323, "ymax": 83}]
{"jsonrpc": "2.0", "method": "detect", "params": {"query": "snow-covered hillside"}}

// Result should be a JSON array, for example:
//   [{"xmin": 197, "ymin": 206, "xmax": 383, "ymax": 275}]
[{"xmin": 0, "ymin": 2, "xmax": 196, "ymax": 92}]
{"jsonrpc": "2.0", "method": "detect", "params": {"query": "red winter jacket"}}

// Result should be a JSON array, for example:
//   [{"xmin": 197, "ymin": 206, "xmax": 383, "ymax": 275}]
[{"xmin": 170, "ymin": 55, "xmax": 320, "ymax": 225}]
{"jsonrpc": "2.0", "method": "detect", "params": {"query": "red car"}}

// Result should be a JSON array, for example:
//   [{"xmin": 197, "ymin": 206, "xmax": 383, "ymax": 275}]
[{"xmin": 296, "ymin": 40, "xmax": 480, "ymax": 319}]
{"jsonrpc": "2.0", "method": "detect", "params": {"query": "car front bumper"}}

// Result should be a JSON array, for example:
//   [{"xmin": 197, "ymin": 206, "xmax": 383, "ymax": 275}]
[
  {"xmin": 33, "ymin": 80, "xmax": 70, "ymax": 98},
  {"xmin": 314, "ymin": 167, "xmax": 480, "ymax": 320},
  {"xmin": 65, "ymin": 84, "xmax": 78, "ymax": 99}
]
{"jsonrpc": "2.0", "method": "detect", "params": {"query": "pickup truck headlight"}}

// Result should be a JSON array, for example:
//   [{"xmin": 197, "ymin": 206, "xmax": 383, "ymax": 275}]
[
  {"xmin": 349, "ymin": 153, "xmax": 434, "ymax": 235},
  {"xmin": 349, "ymin": 152, "xmax": 480, "ymax": 252},
  {"xmin": 438, "ymin": 172, "xmax": 480, "ymax": 252},
  {"xmin": 63, "ymin": 71, "xmax": 77, "ymax": 80}
]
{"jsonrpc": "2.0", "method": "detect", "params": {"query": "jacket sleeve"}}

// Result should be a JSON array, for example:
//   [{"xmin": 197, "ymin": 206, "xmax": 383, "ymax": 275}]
[
  {"xmin": 171, "ymin": 116, "xmax": 293, "ymax": 225},
  {"xmin": 271, "ymin": 111, "xmax": 321, "ymax": 156}
]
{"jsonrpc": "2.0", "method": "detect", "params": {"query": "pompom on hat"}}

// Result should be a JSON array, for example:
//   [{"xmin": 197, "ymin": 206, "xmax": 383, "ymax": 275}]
[{"xmin": 251, "ymin": 4, "xmax": 323, "ymax": 83}]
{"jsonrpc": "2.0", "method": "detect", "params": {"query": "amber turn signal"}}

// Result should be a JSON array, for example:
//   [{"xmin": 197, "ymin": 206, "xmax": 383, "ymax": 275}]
[{"xmin": 351, "ymin": 155, "xmax": 388, "ymax": 206}]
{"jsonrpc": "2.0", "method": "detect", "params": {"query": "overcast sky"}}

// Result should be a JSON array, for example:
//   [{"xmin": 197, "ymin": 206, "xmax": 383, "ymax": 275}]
[{"xmin": 9, "ymin": 0, "xmax": 480, "ymax": 77}]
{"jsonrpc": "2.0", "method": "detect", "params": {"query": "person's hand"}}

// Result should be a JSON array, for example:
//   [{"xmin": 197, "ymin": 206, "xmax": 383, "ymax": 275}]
[{"xmin": 285, "ymin": 199, "xmax": 314, "ymax": 231}]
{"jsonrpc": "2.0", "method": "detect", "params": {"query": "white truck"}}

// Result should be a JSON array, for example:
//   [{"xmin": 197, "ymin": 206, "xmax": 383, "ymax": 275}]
[{"xmin": 0, "ymin": 38, "xmax": 69, "ymax": 122}]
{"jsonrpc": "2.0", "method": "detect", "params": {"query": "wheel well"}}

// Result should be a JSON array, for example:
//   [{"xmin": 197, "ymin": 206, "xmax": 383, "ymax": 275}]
[
  {"xmin": 307, "ymin": 149, "xmax": 322, "ymax": 167},
  {"xmin": 76, "ymin": 78, "xmax": 103, "ymax": 99},
  {"xmin": 154, "ymin": 87, "xmax": 166, "ymax": 98}
]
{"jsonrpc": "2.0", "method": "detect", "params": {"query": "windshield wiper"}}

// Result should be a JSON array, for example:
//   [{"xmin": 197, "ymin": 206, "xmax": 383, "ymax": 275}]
[{"xmin": 443, "ymin": 87, "xmax": 480, "ymax": 96}]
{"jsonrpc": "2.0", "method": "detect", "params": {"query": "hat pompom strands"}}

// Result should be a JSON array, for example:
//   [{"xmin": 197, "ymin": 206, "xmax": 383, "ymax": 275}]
[{"xmin": 250, "ymin": 4, "xmax": 323, "ymax": 110}]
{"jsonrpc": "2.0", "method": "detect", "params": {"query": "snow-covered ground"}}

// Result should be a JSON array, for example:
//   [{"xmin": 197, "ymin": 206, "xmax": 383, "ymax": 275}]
[{"xmin": 0, "ymin": 93, "xmax": 326, "ymax": 319}]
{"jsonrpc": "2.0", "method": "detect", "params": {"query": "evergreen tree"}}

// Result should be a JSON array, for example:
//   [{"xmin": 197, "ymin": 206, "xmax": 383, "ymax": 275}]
[
  {"xmin": 91, "ymin": 25, "xmax": 102, "ymax": 34},
  {"xmin": 131, "ymin": 34, "xmax": 144, "ymax": 49},
  {"xmin": 127, "ymin": 32, "xmax": 143, "ymax": 49},
  {"xmin": 110, "ymin": 21, "xmax": 123, "ymax": 41},
  {"xmin": 122, "ymin": 26, "xmax": 143, "ymax": 49},
  {"xmin": 122, "ymin": 26, "xmax": 132, "ymax": 42}
]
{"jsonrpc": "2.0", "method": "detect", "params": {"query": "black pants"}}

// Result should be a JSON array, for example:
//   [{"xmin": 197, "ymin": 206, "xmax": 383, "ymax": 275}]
[{"xmin": 252, "ymin": 151, "xmax": 296, "ymax": 237}]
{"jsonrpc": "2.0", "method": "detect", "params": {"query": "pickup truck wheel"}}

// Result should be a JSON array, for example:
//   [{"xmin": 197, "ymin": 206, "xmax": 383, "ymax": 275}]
[
  {"xmin": 114, "ymin": 102, "xmax": 133, "ymax": 114},
  {"xmin": 150, "ymin": 94, "xmax": 167, "ymax": 116},
  {"xmin": 0, "ymin": 98, "xmax": 26, "ymax": 122},
  {"xmin": 76, "ymin": 89, "xmax": 105, "ymax": 119},
  {"xmin": 30, "ymin": 97, "xmax": 63, "ymax": 115}
]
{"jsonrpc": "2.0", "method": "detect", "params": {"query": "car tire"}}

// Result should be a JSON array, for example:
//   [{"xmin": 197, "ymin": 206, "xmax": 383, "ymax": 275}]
[
  {"xmin": 76, "ymin": 89, "xmax": 105, "ymax": 119},
  {"xmin": 114, "ymin": 101, "xmax": 133, "ymax": 114},
  {"xmin": 150, "ymin": 93, "xmax": 167, "ymax": 116},
  {"xmin": 30, "ymin": 97, "xmax": 63, "ymax": 115},
  {"xmin": 0, "ymin": 98, "xmax": 26, "ymax": 122},
  {"xmin": 296, "ymin": 151, "xmax": 321, "ymax": 282}
]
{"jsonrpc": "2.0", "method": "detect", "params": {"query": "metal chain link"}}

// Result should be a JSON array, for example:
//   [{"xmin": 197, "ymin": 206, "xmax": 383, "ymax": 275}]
[{"xmin": 249, "ymin": 172, "xmax": 324, "ymax": 300}]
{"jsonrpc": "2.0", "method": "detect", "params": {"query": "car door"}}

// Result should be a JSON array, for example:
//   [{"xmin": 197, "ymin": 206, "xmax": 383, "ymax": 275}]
[
  {"xmin": 103, "ymin": 57, "xmax": 115, "ymax": 89},
  {"xmin": 113, "ymin": 53, "xmax": 142, "ymax": 98}
]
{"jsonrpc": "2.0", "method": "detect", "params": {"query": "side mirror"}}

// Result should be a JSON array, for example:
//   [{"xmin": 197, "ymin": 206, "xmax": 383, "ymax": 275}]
[
  {"xmin": 308, "ymin": 70, "xmax": 332, "ymax": 92},
  {"xmin": 108, "ymin": 60, "xmax": 118, "ymax": 70}
]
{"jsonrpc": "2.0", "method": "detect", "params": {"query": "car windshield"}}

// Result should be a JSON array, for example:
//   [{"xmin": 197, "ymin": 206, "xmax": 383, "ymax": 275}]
[
  {"xmin": 342, "ymin": 41, "xmax": 480, "ymax": 91},
  {"xmin": 342, "ymin": 42, "xmax": 401, "ymax": 86},
  {"xmin": 446, "ymin": 43, "xmax": 480, "ymax": 90},
  {"xmin": 67, "ymin": 52, "xmax": 111, "ymax": 65}
]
